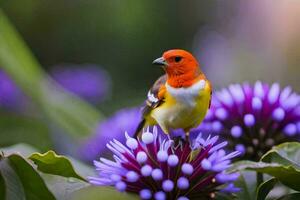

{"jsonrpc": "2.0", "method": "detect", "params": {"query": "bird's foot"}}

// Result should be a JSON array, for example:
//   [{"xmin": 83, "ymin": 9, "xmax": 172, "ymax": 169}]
[{"xmin": 173, "ymin": 136, "xmax": 186, "ymax": 150}]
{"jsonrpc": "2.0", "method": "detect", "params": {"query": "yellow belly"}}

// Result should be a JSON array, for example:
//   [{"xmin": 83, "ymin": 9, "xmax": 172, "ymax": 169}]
[{"xmin": 147, "ymin": 82, "xmax": 211, "ymax": 134}]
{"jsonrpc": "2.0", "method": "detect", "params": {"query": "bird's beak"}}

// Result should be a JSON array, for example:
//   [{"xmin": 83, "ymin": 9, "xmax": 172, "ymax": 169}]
[{"xmin": 152, "ymin": 57, "xmax": 168, "ymax": 66}]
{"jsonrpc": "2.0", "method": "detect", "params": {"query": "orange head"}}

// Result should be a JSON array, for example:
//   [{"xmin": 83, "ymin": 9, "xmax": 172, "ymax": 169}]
[{"xmin": 152, "ymin": 49, "xmax": 203, "ymax": 87}]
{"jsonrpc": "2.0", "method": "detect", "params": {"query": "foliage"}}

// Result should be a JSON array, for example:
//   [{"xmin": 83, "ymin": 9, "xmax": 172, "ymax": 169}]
[
  {"xmin": 68, "ymin": 186, "xmax": 138, "ymax": 200},
  {"xmin": 0, "ymin": 152, "xmax": 56, "ymax": 200},
  {"xmin": 29, "ymin": 151, "xmax": 86, "ymax": 181},
  {"xmin": 0, "ymin": 9, "xmax": 102, "ymax": 139},
  {"xmin": 0, "ymin": 6, "xmax": 299, "ymax": 200},
  {"xmin": 1, "ymin": 142, "xmax": 300, "ymax": 199},
  {"xmin": 230, "ymin": 142, "xmax": 300, "ymax": 199},
  {"xmin": 0, "ymin": 144, "xmax": 139, "ymax": 200}
]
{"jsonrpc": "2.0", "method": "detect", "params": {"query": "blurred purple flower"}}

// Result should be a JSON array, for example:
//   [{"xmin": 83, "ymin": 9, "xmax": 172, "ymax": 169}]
[
  {"xmin": 199, "ymin": 81, "xmax": 300, "ymax": 160},
  {"xmin": 0, "ymin": 70, "xmax": 26, "ymax": 110},
  {"xmin": 51, "ymin": 64, "xmax": 111, "ymax": 103},
  {"xmin": 80, "ymin": 107, "xmax": 141, "ymax": 161},
  {"xmin": 89, "ymin": 127, "xmax": 240, "ymax": 199}
]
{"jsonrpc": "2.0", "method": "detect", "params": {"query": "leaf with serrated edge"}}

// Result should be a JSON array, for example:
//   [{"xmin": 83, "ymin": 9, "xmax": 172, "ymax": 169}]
[{"xmin": 29, "ymin": 150, "xmax": 86, "ymax": 181}]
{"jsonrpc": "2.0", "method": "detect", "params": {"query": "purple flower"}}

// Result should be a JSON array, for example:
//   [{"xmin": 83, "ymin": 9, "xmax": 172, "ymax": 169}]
[
  {"xmin": 0, "ymin": 70, "xmax": 26, "ymax": 110},
  {"xmin": 199, "ymin": 81, "xmax": 300, "ymax": 160},
  {"xmin": 80, "ymin": 107, "xmax": 142, "ymax": 161},
  {"xmin": 89, "ymin": 127, "xmax": 240, "ymax": 199},
  {"xmin": 51, "ymin": 64, "xmax": 111, "ymax": 103}
]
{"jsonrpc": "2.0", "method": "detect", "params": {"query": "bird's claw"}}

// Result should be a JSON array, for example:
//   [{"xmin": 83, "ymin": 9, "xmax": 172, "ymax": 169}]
[
  {"xmin": 167, "ymin": 134, "xmax": 191, "ymax": 151},
  {"xmin": 172, "ymin": 136, "xmax": 186, "ymax": 150}
]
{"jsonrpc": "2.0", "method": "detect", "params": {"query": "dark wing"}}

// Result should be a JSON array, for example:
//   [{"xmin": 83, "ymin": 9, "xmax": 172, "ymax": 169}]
[
  {"xmin": 142, "ymin": 74, "xmax": 167, "ymax": 117},
  {"xmin": 134, "ymin": 75, "xmax": 167, "ymax": 138}
]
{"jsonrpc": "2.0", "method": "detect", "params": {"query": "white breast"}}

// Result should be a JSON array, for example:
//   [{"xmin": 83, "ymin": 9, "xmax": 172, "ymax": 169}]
[{"xmin": 166, "ymin": 79, "xmax": 206, "ymax": 106}]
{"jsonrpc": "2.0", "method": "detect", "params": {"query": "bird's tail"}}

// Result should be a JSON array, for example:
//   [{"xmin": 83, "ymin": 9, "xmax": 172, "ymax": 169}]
[{"xmin": 134, "ymin": 119, "xmax": 146, "ymax": 138}]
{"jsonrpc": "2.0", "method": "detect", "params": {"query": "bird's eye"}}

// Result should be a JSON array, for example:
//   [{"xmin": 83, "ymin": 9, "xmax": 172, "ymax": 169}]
[{"xmin": 174, "ymin": 56, "xmax": 182, "ymax": 63}]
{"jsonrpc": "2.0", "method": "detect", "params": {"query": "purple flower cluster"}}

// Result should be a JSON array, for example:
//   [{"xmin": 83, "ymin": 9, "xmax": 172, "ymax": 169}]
[
  {"xmin": 89, "ymin": 127, "xmax": 240, "ymax": 199},
  {"xmin": 199, "ymin": 81, "xmax": 300, "ymax": 160},
  {"xmin": 80, "ymin": 107, "xmax": 141, "ymax": 161},
  {"xmin": 51, "ymin": 64, "xmax": 110, "ymax": 103},
  {"xmin": 0, "ymin": 70, "xmax": 26, "ymax": 110},
  {"xmin": 0, "ymin": 65, "xmax": 110, "ymax": 111}
]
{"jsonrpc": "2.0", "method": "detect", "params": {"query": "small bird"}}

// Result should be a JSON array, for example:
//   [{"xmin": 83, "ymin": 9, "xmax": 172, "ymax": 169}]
[{"xmin": 134, "ymin": 49, "xmax": 212, "ymax": 141}]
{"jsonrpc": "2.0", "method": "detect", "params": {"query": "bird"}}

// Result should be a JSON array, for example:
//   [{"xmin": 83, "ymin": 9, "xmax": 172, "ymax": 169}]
[{"xmin": 134, "ymin": 49, "xmax": 212, "ymax": 141}]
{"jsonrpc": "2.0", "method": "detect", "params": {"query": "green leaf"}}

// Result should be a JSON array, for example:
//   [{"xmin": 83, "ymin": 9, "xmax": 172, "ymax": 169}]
[
  {"xmin": 29, "ymin": 150, "xmax": 86, "ymax": 181},
  {"xmin": 262, "ymin": 142, "xmax": 300, "ymax": 170},
  {"xmin": 0, "ymin": 154, "xmax": 55, "ymax": 200},
  {"xmin": 230, "ymin": 161, "xmax": 300, "ymax": 191},
  {"xmin": 68, "ymin": 186, "xmax": 139, "ymax": 200},
  {"xmin": 0, "ymin": 9, "xmax": 103, "ymax": 138},
  {"xmin": 41, "ymin": 173, "xmax": 89, "ymax": 200},
  {"xmin": 234, "ymin": 171, "xmax": 257, "ymax": 200},
  {"xmin": 67, "ymin": 157, "xmax": 96, "ymax": 178},
  {"xmin": 0, "ymin": 113, "xmax": 52, "ymax": 151},
  {"xmin": 276, "ymin": 193, "xmax": 300, "ymax": 200},
  {"xmin": 1, "ymin": 145, "xmax": 96, "ymax": 199},
  {"xmin": 1, "ymin": 144, "xmax": 95, "ymax": 177},
  {"xmin": 0, "ymin": 172, "xmax": 5, "ymax": 199},
  {"xmin": 0, "ymin": 156, "xmax": 25, "ymax": 200},
  {"xmin": 268, "ymin": 185, "xmax": 294, "ymax": 200},
  {"xmin": 256, "ymin": 178, "xmax": 278, "ymax": 200}
]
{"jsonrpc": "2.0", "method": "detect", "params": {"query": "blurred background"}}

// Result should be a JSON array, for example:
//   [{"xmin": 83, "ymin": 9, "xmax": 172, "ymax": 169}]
[{"xmin": 0, "ymin": 0, "xmax": 299, "ymax": 161}]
